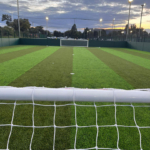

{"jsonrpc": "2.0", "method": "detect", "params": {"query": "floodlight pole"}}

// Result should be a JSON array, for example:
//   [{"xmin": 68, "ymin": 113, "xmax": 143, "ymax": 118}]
[
  {"xmin": 112, "ymin": 18, "xmax": 115, "ymax": 39},
  {"xmin": 46, "ymin": 17, "xmax": 49, "ymax": 36},
  {"xmin": 126, "ymin": 2, "xmax": 132, "ymax": 40},
  {"xmin": 100, "ymin": 19, "xmax": 103, "ymax": 38},
  {"xmin": 139, "ymin": 4, "xmax": 145, "ymax": 38},
  {"xmin": 46, "ymin": 20, "xmax": 48, "ymax": 36},
  {"xmin": 100, "ymin": 29, "xmax": 101, "ymax": 37},
  {"xmin": 17, "ymin": 0, "xmax": 20, "ymax": 38}
]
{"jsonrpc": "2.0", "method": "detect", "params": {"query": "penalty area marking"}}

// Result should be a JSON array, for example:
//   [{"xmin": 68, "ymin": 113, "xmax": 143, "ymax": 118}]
[{"xmin": 70, "ymin": 73, "xmax": 75, "ymax": 75}]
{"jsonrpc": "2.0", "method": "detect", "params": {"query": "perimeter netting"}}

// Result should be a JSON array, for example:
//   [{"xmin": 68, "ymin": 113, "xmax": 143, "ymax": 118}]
[
  {"xmin": 60, "ymin": 39, "xmax": 89, "ymax": 47},
  {"xmin": 0, "ymin": 87, "xmax": 150, "ymax": 150}
]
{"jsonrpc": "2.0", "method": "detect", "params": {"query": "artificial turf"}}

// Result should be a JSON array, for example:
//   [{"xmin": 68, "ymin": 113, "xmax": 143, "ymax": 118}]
[
  {"xmin": 113, "ymin": 48, "xmax": 150, "ymax": 60},
  {"xmin": 7, "ymin": 47, "xmax": 74, "ymax": 150},
  {"xmin": 72, "ymin": 47, "xmax": 133, "ymax": 89},
  {"xmin": 101, "ymin": 48, "xmax": 150, "ymax": 70},
  {"xmin": 10, "ymin": 47, "xmax": 73, "ymax": 87},
  {"xmin": 89, "ymin": 48, "xmax": 150, "ymax": 88},
  {"xmin": 0, "ymin": 46, "xmax": 59, "ymax": 85},
  {"xmin": 122, "ymin": 48, "xmax": 150, "ymax": 55},
  {"xmin": 0, "ymin": 46, "xmax": 46, "ymax": 63},
  {"xmin": 0, "ymin": 46, "xmax": 150, "ymax": 150},
  {"xmin": 0, "ymin": 45, "xmax": 35, "ymax": 55}
]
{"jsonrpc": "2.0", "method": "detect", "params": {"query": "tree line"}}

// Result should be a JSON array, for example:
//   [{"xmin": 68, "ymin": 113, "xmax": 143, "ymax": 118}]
[
  {"xmin": 0, "ymin": 14, "xmax": 51, "ymax": 37},
  {"xmin": 0, "ymin": 14, "xmax": 149, "ymax": 38}
]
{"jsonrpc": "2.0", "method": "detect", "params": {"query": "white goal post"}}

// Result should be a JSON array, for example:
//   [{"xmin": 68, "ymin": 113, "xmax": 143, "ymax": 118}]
[
  {"xmin": 0, "ymin": 87, "xmax": 150, "ymax": 103},
  {"xmin": 60, "ymin": 39, "xmax": 89, "ymax": 47}
]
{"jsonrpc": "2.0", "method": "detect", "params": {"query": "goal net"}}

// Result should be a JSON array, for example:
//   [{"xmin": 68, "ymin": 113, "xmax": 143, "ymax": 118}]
[
  {"xmin": 0, "ymin": 87, "xmax": 150, "ymax": 150},
  {"xmin": 60, "ymin": 39, "xmax": 89, "ymax": 47}
]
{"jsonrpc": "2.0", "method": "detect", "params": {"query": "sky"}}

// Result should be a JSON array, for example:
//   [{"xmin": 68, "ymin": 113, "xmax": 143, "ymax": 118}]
[{"xmin": 0, "ymin": 0, "xmax": 150, "ymax": 33}]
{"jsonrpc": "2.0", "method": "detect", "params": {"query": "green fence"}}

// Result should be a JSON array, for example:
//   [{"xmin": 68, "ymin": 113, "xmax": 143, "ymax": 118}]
[
  {"xmin": 19, "ymin": 38, "xmax": 60, "ymax": 46},
  {"xmin": 89, "ymin": 40, "xmax": 127, "ymax": 47},
  {"xmin": 127, "ymin": 41, "xmax": 150, "ymax": 52},
  {"xmin": 0, "ymin": 38, "xmax": 150, "ymax": 53},
  {"xmin": 0, "ymin": 38, "xmax": 19, "ymax": 47}
]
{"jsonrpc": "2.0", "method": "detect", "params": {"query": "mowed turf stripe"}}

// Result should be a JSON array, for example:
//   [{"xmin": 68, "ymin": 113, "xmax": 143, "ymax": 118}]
[
  {"xmin": 72, "ymin": 47, "xmax": 133, "ymax": 89},
  {"xmin": 0, "ymin": 45, "xmax": 22, "ymax": 50},
  {"xmin": 0, "ymin": 46, "xmax": 46, "ymax": 63},
  {"xmin": 88, "ymin": 48, "xmax": 150, "ymax": 89},
  {"xmin": 0, "ymin": 46, "xmax": 60, "ymax": 86},
  {"xmin": 100, "ymin": 48, "xmax": 150, "ymax": 70},
  {"xmin": 9, "ymin": 47, "xmax": 73, "ymax": 87},
  {"xmin": 123, "ymin": 48, "xmax": 150, "ymax": 55},
  {"xmin": 112, "ymin": 48, "xmax": 150, "ymax": 60},
  {"xmin": 9, "ymin": 47, "xmax": 73, "ymax": 150},
  {"xmin": 0, "ymin": 45, "xmax": 35, "ymax": 55},
  {"xmin": 71, "ymin": 48, "xmax": 133, "ymax": 149}
]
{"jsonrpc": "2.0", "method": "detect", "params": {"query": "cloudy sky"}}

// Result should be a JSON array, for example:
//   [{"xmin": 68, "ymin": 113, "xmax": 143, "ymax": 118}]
[{"xmin": 0, "ymin": 0, "xmax": 150, "ymax": 33}]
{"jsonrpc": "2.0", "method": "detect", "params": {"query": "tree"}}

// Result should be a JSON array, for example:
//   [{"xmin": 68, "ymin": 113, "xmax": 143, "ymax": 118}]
[
  {"xmin": 6, "ymin": 18, "xmax": 31, "ymax": 32},
  {"xmin": 101, "ymin": 29, "xmax": 106, "ymax": 37},
  {"xmin": 70, "ymin": 24, "xmax": 78, "ymax": 38},
  {"xmin": 0, "ymin": 26, "xmax": 14, "ymax": 36},
  {"xmin": 53, "ymin": 30, "xmax": 63, "ymax": 37},
  {"xmin": 64, "ymin": 30, "xmax": 71, "ymax": 37},
  {"xmin": 35, "ymin": 26, "xmax": 45, "ymax": 34},
  {"xmin": 94, "ymin": 31, "xmax": 98, "ymax": 38},
  {"xmin": 83, "ymin": 28, "xmax": 89, "ymax": 39},
  {"xmin": 71, "ymin": 24, "xmax": 77, "ymax": 32},
  {"xmin": 2, "ymin": 14, "xmax": 12, "ymax": 22}
]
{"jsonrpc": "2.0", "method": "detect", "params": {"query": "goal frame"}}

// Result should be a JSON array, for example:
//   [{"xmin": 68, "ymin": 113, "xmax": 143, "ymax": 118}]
[
  {"xmin": 0, "ymin": 87, "xmax": 150, "ymax": 103},
  {"xmin": 60, "ymin": 39, "xmax": 89, "ymax": 47}
]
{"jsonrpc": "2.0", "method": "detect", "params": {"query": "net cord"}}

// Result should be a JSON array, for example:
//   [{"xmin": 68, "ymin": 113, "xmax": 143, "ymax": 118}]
[
  {"xmin": 1, "ymin": 87, "xmax": 150, "ymax": 149},
  {"xmin": 30, "ymin": 87, "xmax": 35, "ymax": 150},
  {"xmin": 6, "ymin": 101, "xmax": 16, "ymax": 150}
]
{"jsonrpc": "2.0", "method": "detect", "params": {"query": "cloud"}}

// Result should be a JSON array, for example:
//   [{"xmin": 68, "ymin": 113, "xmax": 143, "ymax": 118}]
[{"xmin": 0, "ymin": 0, "xmax": 150, "ymax": 32}]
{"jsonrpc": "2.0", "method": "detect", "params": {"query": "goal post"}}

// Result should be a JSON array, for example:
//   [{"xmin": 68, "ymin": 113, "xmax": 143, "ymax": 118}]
[
  {"xmin": 60, "ymin": 39, "xmax": 89, "ymax": 47},
  {"xmin": 0, "ymin": 87, "xmax": 150, "ymax": 103}
]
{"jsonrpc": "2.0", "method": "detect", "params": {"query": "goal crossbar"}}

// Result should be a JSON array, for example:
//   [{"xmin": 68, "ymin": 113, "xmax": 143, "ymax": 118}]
[{"xmin": 0, "ymin": 87, "xmax": 150, "ymax": 103}]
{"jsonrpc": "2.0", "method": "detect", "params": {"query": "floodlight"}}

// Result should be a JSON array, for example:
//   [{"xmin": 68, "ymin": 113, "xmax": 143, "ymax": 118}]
[
  {"xmin": 130, "ymin": 30, "xmax": 132, "ymax": 33},
  {"xmin": 46, "ymin": 17, "xmax": 49, "ymax": 20},
  {"xmin": 113, "ymin": 18, "xmax": 115, "ymax": 21},
  {"xmin": 128, "ymin": 0, "xmax": 133, "ymax": 3},
  {"xmin": 144, "ymin": 3, "xmax": 146, "ymax": 6},
  {"xmin": 99, "ymin": 18, "xmax": 103, "ymax": 22}
]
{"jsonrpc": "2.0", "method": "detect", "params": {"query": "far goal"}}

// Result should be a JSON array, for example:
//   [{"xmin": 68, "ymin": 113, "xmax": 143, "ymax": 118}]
[{"xmin": 60, "ymin": 39, "xmax": 89, "ymax": 47}]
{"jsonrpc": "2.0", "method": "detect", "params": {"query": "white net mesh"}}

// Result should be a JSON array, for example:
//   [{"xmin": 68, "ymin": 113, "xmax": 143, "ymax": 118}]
[
  {"xmin": 60, "ymin": 39, "xmax": 89, "ymax": 47},
  {"xmin": 0, "ymin": 87, "xmax": 150, "ymax": 150}
]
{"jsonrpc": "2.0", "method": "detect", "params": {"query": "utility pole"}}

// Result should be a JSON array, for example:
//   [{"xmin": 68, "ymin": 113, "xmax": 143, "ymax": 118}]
[
  {"xmin": 17, "ymin": 0, "xmax": 20, "ymax": 38},
  {"xmin": 139, "ymin": 3, "xmax": 146, "ymax": 38},
  {"xmin": 126, "ymin": 0, "xmax": 133, "ymax": 40}
]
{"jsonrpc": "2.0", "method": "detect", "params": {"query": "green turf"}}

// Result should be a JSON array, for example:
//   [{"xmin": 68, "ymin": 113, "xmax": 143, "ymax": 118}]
[
  {"xmin": 71, "ymin": 47, "xmax": 133, "ymax": 149},
  {"xmin": 0, "ymin": 46, "xmax": 59, "ymax": 86},
  {"xmin": 123, "ymin": 48, "xmax": 150, "ymax": 55},
  {"xmin": 9, "ymin": 47, "xmax": 73, "ymax": 87},
  {"xmin": 0, "ymin": 46, "xmax": 150, "ymax": 150},
  {"xmin": 72, "ymin": 47, "xmax": 133, "ymax": 89},
  {"xmin": 113, "ymin": 48, "xmax": 150, "ymax": 60},
  {"xmin": 6, "ymin": 47, "xmax": 74, "ymax": 149},
  {"xmin": 101, "ymin": 48, "xmax": 150, "ymax": 70},
  {"xmin": 0, "ymin": 46, "xmax": 46, "ymax": 63},
  {"xmin": 0, "ymin": 45, "xmax": 35, "ymax": 55},
  {"xmin": 89, "ymin": 48, "xmax": 150, "ymax": 88}
]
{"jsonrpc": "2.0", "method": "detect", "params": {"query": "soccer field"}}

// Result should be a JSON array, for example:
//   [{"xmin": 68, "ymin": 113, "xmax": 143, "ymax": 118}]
[{"xmin": 0, "ymin": 45, "xmax": 150, "ymax": 150}]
